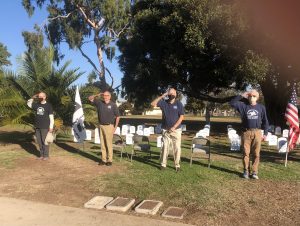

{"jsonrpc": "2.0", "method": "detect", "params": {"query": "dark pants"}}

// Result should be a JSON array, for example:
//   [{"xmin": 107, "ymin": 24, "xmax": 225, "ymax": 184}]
[{"xmin": 35, "ymin": 128, "xmax": 49, "ymax": 157}]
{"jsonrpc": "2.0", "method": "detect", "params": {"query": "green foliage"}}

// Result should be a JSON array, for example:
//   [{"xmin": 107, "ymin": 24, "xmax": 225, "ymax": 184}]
[
  {"xmin": 22, "ymin": 0, "xmax": 131, "ymax": 88},
  {"xmin": 0, "ymin": 42, "xmax": 11, "ymax": 68},
  {"xmin": 118, "ymin": 101, "xmax": 133, "ymax": 115},
  {"xmin": 185, "ymin": 97, "xmax": 205, "ymax": 115},
  {"xmin": 0, "ymin": 44, "xmax": 86, "ymax": 127}
]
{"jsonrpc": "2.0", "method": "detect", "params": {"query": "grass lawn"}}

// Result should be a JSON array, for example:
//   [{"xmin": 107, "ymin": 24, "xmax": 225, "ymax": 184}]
[{"xmin": 0, "ymin": 118, "xmax": 299, "ymax": 225}]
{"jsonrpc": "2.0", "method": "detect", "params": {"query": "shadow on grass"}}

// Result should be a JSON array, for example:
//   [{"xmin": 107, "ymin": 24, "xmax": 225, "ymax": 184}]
[
  {"xmin": 19, "ymin": 142, "xmax": 40, "ymax": 157},
  {"xmin": 0, "ymin": 131, "xmax": 41, "ymax": 157},
  {"xmin": 180, "ymin": 156, "xmax": 242, "ymax": 177},
  {"xmin": 55, "ymin": 142, "xmax": 100, "ymax": 163}
]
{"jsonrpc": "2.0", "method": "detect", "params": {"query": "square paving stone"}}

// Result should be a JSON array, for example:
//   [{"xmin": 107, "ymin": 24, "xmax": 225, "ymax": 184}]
[
  {"xmin": 134, "ymin": 200, "xmax": 163, "ymax": 215},
  {"xmin": 105, "ymin": 197, "xmax": 135, "ymax": 212},
  {"xmin": 84, "ymin": 196, "xmax": 114, "ymax": 210},
  {"xmin": 162, "ymin": 207, "xmax": 186, "ymax": 219}
]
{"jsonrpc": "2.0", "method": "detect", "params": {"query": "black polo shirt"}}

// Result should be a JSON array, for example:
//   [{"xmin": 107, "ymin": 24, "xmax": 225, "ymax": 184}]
[
  {"xmin": 32, "ymin": 102, "xmax": 53, "ymax": 129},
  {"xmin": 157, "ymin": 99, "xmax": 184, "ymax": 130},
  {"xmin": 93, "ymin": 99, "xmax": 120, "ymax": 125}
]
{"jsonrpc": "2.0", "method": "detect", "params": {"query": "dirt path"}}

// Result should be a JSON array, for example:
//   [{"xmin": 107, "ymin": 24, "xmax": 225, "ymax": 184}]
[
  {"xmin": 0, "ymin": 197, "xmax": 192, "ymax": 226},
  {"xmin": 0, "ymin": 144, "xmax": 125, "ymax": 207}
]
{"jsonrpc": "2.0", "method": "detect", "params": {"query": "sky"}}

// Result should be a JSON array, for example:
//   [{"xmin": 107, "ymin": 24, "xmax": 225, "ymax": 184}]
[{"xmin": 0, "ymin": 1, "xmax": 123, "ymax": 88}]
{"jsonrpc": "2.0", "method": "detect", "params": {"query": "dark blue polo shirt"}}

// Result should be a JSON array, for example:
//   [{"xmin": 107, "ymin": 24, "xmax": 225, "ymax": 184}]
[
  {"xmin": 230, "ymin": 95, "xmax": 269, "ymax": 135},
  {"xmin": 157, "ymin": 99, "xmax": 184, "ymax": 130},
  {"xmin": 93, "ymin": 99, "xmax": 120, "ymax": 125}
]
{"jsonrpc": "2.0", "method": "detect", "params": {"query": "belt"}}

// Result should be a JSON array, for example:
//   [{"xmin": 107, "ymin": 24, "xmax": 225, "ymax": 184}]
[{"xmin": 100, "ymin": 123, "xmax": 112, "ymax": 125}]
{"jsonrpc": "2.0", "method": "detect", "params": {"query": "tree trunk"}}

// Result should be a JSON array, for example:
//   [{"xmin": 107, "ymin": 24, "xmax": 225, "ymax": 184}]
[{"xmin": 260, "ymin": 75, "xmax": 290, "ymax": 129}]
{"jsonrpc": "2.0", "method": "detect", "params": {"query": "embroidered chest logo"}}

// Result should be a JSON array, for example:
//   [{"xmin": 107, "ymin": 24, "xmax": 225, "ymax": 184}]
[
  {"xmin": 107, "ymin": 105, "xmax": 112, "ymax": 109},
  {"xmin": 37, "ymin": 107, "xmax": 45, "ymax": 115},
  {"xmin": 173, "ymin": 105, "xmax": 178, "ymax": 110},
  {"xmin": 247, "ymin": 109, "xmax": 258, "ymax": 119}
]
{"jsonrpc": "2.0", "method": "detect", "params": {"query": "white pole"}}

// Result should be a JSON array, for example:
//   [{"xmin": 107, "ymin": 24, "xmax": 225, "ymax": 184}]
[{"xmin": 285, "ymin": 139, "xmax": 290, "ymax": 167}]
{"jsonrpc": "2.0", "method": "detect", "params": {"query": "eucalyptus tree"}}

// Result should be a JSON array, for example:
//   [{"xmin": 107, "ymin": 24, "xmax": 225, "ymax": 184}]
[{"xmin": 22, "ymin": 0, "xmax": 131, "ymax": 90}]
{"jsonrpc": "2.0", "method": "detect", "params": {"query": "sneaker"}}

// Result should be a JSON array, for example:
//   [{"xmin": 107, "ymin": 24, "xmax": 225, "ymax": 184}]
[
  {"xmin": 175, "ymin": 167, "xmax": 181, "ymax": 173},
  {"xmin": 36, "ymin": 157, "xmax": 43, "ymax": 160},
  {"xmin": 243, "ymin": 171, "xmax": 249, "ymax": 179},
  {"xmin": 160, "ymin": 166, "xmax": 166, "ymax": 171},
  {"xmin": 106, "ymin": 162, "xmax": 112, "ymax": 166},
  {"xmin": 42, "ymin": 157, "xmax": 49, "ymax": 161},
  {"xmin": 252, "ymin": 173, "xmax": 259, "ymax": 179}
]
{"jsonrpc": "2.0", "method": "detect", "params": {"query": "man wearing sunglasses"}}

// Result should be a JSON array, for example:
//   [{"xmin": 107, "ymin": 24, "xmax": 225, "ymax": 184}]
[
  {"xmin": 230, "ymin": 89, "xmax": 269, "ymax": 179},
  {"xmin": 89, "ymin": 91, "xmax": 120, "ymax": 166}
]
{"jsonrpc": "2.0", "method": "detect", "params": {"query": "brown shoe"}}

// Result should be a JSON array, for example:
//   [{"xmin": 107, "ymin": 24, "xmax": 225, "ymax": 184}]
[{"xmin": 106, "ymin": 162, "xmax": 112, "ymax": 166}]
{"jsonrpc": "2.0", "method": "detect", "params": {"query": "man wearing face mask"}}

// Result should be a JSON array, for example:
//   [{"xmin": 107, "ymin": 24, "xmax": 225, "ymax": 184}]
[
  {"xmin": 151, "ymin": 88, "xmax": 184, "ymax": 172},
  {"xmin": 230, "ymin": 89, "xmax": 269, "ymax": 179},
  {"xmin": 27, "ymin": 92, "xmax": 54, "ymax": 160}
]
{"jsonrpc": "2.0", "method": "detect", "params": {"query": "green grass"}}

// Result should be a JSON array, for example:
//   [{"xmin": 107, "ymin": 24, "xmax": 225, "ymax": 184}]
[
  {"xmin": 89, "ymin": 137, "xmax": 300, "ymax": 212},
  {"xmin": 0, "ymin": 150, "xmax": 29, "ymax": 168},
  {"xmin": 1, "ymin": 120, "xmax": 299, "ymax": 216}
]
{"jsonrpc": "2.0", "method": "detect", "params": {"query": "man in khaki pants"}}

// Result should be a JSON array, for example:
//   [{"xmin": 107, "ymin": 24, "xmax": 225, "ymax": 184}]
[
  {"xmin": 230, "ymin": 89, "xmax": 269, "ymax": 179},
  {"xmin": 151, "ymin": 88, "xmax": 184, "ymax": 172},
  {"xmin": 89, "ymin": 91, "xmax": 120, "ymax": 166}
]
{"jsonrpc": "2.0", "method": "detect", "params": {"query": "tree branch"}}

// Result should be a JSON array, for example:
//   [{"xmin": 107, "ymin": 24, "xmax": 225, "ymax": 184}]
[
  {"xmin": 107, "ymin": 23, "xmax": 129, "ymax": 40},
  {"xmin": 76, "ymin": 5, "xmax": 96, "ymax": 28},
  {"xmin": 48, "ymin": 12, "xmax": 73, "ymax": 21},
  {"xmin": 105, "ymin": 67, "xmax": 114, "ymax": 88},
  {"xmin": 78, "ymin": 46, "xmax": 100, "ymax": 75},
  {"xmin": 179, "ymin": 88, "xmax": 236, "ymax": 103}
]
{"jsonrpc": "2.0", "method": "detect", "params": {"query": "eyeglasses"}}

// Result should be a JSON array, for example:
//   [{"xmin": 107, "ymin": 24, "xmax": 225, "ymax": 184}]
[{"xmin": 248, "ymin": 95, "xmax": 257, "ymax": 98}]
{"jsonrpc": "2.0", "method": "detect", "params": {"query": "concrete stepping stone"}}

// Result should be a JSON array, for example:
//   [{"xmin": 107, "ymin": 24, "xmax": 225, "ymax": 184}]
[
  {"xmin": 84, "ymin": 196, "xmax": 114, "ymax": 210},
  {"xmin": 134, "ymin": 200, "xmax": 163, "ymax": 215},
  {"xmin": 105, "ymin": 197, "xmax": 135, "ymax": 212},
  {"xmin": 162, "ymin": 207, "xmax": 186, "ymax": 219}
]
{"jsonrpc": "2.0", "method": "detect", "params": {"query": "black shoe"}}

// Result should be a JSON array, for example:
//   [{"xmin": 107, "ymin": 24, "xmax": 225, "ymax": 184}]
[
  {"xmin": 98, "ymin": 161, "xmax": 106, "ymax": 165},
  {"xmin": 106, "ymin": 162, "xmax": 112, "ymax": 166},
  {"xmin": 160, "ymin": 166, "xmax": 166, "ymax": 171},
  {"xmin": 176, "ymin": 167, "xmax": 181, "ymax": 173}
]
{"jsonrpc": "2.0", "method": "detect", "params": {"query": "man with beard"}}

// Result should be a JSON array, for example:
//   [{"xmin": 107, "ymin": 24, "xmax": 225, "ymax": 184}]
[
  {"xmin": 27, "ymin": 92, "xmax": 54, "ymax": 160},
  {"xmin": 151, "ymin": 88, "xmax": 184, "ymax": 172}
]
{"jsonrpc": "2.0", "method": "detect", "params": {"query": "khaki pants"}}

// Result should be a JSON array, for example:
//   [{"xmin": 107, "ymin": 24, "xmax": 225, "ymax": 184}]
[
  {"xmin": 242, "ymin": 129, "xmax": 262, "ymax": 174},
  {"xmin": 161, "ymin": 129, "xmax": 182, "ymax": 168},
  {"xmin": 99, "ymin": 124, "xmax": 114, "ymax": 163}
]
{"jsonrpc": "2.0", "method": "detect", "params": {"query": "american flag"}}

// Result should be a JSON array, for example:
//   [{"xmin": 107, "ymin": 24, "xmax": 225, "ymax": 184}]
[{"xmin": 285, "ymin": 84, "xmax": 299, "ymax": 150}]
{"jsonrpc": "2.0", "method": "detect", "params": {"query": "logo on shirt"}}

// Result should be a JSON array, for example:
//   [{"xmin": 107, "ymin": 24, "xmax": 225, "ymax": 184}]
[
  {"xmin": 37, "ymin": 107, "xmax": 45, "ymax": 115},
  {"xmin": 107, "ymin": 105, "xmax": 112, "ymax": 109},
  {"xmin": 173, "ymin": 106, "xmax": 178, "ymax": 109},
  {"xmin": 247, "ymin": 109, "xmax": 258, "ymax": 119}
]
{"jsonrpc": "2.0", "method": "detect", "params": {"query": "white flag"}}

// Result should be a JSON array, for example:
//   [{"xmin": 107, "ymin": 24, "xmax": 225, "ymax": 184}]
[{"xmin": 72, "ymin": 86, "xmax": 86, "ymax": 142}]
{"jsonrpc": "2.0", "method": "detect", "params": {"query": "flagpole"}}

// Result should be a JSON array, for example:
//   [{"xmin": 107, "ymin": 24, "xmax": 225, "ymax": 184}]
[{"xmin": 284, "ymin": 144, "xmax": 289, "ymax": 167}]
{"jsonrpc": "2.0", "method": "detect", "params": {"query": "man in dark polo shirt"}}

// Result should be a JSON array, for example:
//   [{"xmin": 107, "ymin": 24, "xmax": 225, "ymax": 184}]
[
  {"xmin": 151, "ymin": 88, "xmax": 184, "ymax": 172},
  {"xmin": 27, "ymin": 92, "xmax": 54, "ymax": 160},
  {"xmin": 89, "ymin": 91, "xmax": 120, "ymax": 166},
  {"xmin": 230, "ymin": 89, "xmax": 269, "ymax": 179}
]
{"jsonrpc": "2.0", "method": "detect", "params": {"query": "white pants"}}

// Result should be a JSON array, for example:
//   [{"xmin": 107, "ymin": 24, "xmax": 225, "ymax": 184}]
[{"xmin": 161, "ymin": 129, "xmax": 182, "ymax": 168}]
